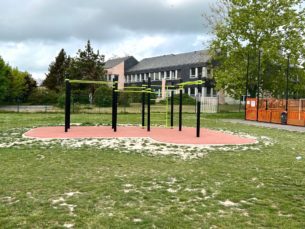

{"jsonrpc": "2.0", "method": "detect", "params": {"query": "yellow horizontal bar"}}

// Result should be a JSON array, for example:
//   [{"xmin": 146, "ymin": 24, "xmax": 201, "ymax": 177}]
[
  {"xmin": 68, "ymin": 79, "xmax": 115, "ymax": 85},
  {"xmin": 115, "ymin": 90, "xmax": 157, "ymax": 94},
  {"xmin": 124, "ymin": 86, "xmax": 146, "ymax": 89}
]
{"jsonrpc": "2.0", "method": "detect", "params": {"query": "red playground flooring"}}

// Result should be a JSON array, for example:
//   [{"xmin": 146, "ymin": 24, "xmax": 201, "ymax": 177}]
[{"xmin": 24, "ymin": 126, "xmax": 256, "ymax": 146}]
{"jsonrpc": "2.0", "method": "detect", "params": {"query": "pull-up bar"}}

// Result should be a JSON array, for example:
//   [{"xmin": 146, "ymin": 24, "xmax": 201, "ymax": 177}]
[
  {"xmin": 69, "ymin": 79, "xmax": 114, "ymax": 85},
  {"xmin": 64, "ymin": 77, "xmax": 205, "ymax": 137}
]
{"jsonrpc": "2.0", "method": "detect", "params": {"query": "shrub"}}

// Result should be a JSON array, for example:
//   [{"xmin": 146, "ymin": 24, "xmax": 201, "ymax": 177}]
[
  {"xmin": 118, "ymin": 93, "xmax": 130, "ymax": 107},
  {"xmin": 94, "ymin": 85, "xmax": 112, "ymax": 107},
  {"xmin": 28, "ymin": 87, "xmax": 59, "ymax": 105},
  {"xmin": 57, "ymin": 93, "xmax": 65, "ymax": 108},
  {"xmin": 72, "ymin": 89, "xmax": 91, "ymax": 104},
  {"xmin": 159, "ymin": 93, "xmax": 196, "ymax": 105}
]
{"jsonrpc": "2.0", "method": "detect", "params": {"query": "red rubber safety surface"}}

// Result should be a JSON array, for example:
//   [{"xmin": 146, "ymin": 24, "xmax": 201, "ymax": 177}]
[{"xmin": 24, "ymin": 126, "xmax": 256, "ymax": 146}]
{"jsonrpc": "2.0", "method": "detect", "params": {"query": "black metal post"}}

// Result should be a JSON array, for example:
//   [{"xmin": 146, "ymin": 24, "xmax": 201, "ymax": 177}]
[
  {"xmin": 245, "ymin": 52, "xmax": 250, "ymax": 120},
  {"xmin": 147, "ymin": 77, "xmax": 151, "ymax": 132},
  {"xmin": 170, "ymin": 82, "xmax": 174, "ymax": 128},
  {"xmin": 256, "ymin": 49, "xmax": 262, "ymax": 121},
  {"xmin": 112, "ymin": 77, "xmax": 115, "ymax": 129},
  {"xmin": 196, "ymin": 74, "xmax": 202, "ymax": 137},
  {"xmin": 179, "ymin": 79, "xmax": 183, "ymax": 131},
  {"xmin": 142, "ymin": 80, "xmax": 146, "ymax": 128},
  {"xmin": 114, "ymin": 76, "xmax": 118, "ymax": 132},
  {"xmin": 67, "ymin": 81, "xmax": 71, "ymax": 130},
  {"xmin": 65, "ymin": 80, "xmax": 71, "ymax": 132},
  {"xmin": 285, "ymin": 54, "xmax": 290, "ymax": 111}
]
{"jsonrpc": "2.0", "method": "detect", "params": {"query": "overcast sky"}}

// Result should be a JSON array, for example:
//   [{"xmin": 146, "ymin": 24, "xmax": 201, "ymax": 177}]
[{"xmin": 0, "ymin": 0, "xmax": 213, "ymax": 82}]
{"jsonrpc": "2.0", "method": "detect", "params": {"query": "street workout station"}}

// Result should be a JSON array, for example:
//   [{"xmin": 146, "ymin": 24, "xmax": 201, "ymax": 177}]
[{"xmin": 24, "ymin": 75, "xmax": 256, "ymax": 145}]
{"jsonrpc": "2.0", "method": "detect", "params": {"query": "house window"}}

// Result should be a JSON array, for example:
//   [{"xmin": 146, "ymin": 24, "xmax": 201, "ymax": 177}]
[
  {"xmin": 190, "ymin": 68, "xmax": 196, "ymax": 78},
  {"xmin": 198, "ymin": 67, "xmax": 203, "ymax": 77},
  {"xmin": 190, "ymin": 87, "xmax": 195, "ymax": 95},
  {"xmin": 166, "ymin": 71, "xmax": 171, "ymax": 79},
  {"xmin": 156, "ymin": 72, "xmax": 161, "ymax": 81},
  {"xmin": 161, "ymin": 71, "xmax": 165, "ymax": 79}
]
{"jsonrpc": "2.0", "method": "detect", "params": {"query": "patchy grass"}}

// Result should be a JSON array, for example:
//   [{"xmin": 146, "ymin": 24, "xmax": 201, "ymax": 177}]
[{"xmin": 0, "ymin": 112, "xmax": 305, "ymax": 228}]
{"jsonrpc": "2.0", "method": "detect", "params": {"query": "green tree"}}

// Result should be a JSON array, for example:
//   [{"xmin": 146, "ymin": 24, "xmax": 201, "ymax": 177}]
[
  {"xmin": 10, "ymin": 68, "xmax": 26, "ymax": 101},
  {"xmin": 67, "ymin": 40, "xmax": 107, "ymax": 96},
  {"xmin": 43, "ymin": 49, "xmax": 70, "ymax": 91},
  {"xmin": 7, "ymin": 68, "xmax": 37, "ymax": 103},
  {"xmin": 0, "ymin": 57, "xmax": 12, "ymax": 102},
  {"xmin": 207, "ymin": 0, "xmax": 305, "ymax": 99},
  {"xmin": 23, "ymin": 73, "xmax": 37, "ymax": 101}
]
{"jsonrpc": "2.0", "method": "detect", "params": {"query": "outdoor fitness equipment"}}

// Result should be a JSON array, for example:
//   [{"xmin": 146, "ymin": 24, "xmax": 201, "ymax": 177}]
[{"xmin": 64, "ymin": 77, "xmax": 205, "ymax": 137}]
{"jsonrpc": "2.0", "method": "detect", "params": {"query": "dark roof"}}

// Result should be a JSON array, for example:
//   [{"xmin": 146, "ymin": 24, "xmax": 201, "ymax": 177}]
[
  {"xmin": 105, "ymin": 56, "xmax": 133, "ymax": 69},
  {"xmin": 127, "ymin": 50, "xmax": 210, "ymax": 72}
]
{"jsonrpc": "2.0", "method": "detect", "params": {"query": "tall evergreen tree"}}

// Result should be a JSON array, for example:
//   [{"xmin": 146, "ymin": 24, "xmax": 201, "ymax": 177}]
[
  {"xmin": 23, "ymin": 73, "xmax": 37, "ymax": 100},
  {"xmin": 67, "ymin": 40, "xmax": 107, "ymax": 95},
  {"xmin": 43, "ymin": 49, "xmax": 69, "ymax": 91}
]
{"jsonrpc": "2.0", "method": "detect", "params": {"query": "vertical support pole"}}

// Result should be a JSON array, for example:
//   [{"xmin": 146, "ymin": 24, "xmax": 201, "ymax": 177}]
[
  {"xmin": 67, "ymin": 81, "xmax": 71, "ymax": 130},
  {"xmin": 142, "ymin": 80, "xmax": 146, "ymax": 128},
  {"xmin": 257, "ymin": 48, "xmax": 262, "ymax": 121},
  {"xmin": 245, "ymin": 52, "xmax": 250, "ymax": 120},
  {"xmin": 112, "ymin": 77, "xmax": 115, "ymax": 129},
  {"xmin": 65, "ymin": 79, "xmax": 71, "ymax": 132},
  {"xmin": 179, "ymin": 79, "xmax": 183, "ymax": 131},
  {"xmin": 114, "ymin": 76, "xmax": 118, "ymax": 132},
  {"xmin": 196, "ymin": 75, "xmax": 202, "ymax": 138},
  {"xmin": 147, "ymin": 77, "xmax": 151, "ymax": 132},
  {"xmin": 170, "ymin": 82, "xmax": 174, "ymax": 128},
  {"xmin": 286, "ymin": 54, "xmax": 290, "ymax": 112}
]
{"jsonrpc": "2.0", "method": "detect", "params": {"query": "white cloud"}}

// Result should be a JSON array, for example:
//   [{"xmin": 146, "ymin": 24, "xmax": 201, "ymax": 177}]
[{"xmin": 0, "ymin": 0, "xmax": 213, "ymax": 83}]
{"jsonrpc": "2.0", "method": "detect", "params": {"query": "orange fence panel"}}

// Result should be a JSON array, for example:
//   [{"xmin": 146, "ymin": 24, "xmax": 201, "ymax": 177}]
[
  {"xmin": 270, "ymin": 110, "xmax": 283, "ymax": 124},
  {"xmin": 258, "ymin": 109, "xmax": 271, "ymax": 122},
  {"xmin": 246, "ymin": 109, "xmax": 257, "ymax": 121},
  {"xmin": 287, "ymin": 111, "xmax": 305, "ymax": 126},
  {"xmin": 246, "ymin": 98, "xmax": 305, "ymax": 126}
]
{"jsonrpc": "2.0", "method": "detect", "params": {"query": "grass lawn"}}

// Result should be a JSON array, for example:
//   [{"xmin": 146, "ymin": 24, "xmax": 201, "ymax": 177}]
[{"xmin": 0, "ymin": 111, "xmax": 304, "ymax": 228}]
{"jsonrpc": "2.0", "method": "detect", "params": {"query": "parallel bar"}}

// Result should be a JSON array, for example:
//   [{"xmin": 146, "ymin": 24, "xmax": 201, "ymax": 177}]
[
  {"xmin": 177, "ymin": 80, "xmax": 204, "ymax": 87},
  {"xmin": 124, "ymin": 86, "xmax": 146, "ymax": 89},
  {"xmin": 115, "ymin": 90, "xmax": 157, "ymax": 94},
  {"xmin": 170, "ymin": 81, "xmax": 174, "ymax": 128},
  {"xmin": 69, "ymin": 79, "xmax": 113, "ymax": 85},
  {"xmin": 147, "ymin": 77, "xmax": 151, "ymax": 132},
  {"xmin": 179, "ymin": 80, "xmax": 183, "ymax": 131}
]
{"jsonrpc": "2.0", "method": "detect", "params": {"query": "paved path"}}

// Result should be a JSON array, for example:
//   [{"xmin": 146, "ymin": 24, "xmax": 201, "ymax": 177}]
[
  {"xmin": 224, "ymin": 119, "xmax": 305, "ymax": 133},
  {"xmin": 0, "ymin": 105, "xmax": 54, "ymax": 112},
  {"xmin": 24, "ymin": 126, "xmax": 256, "ymax": 146}
]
